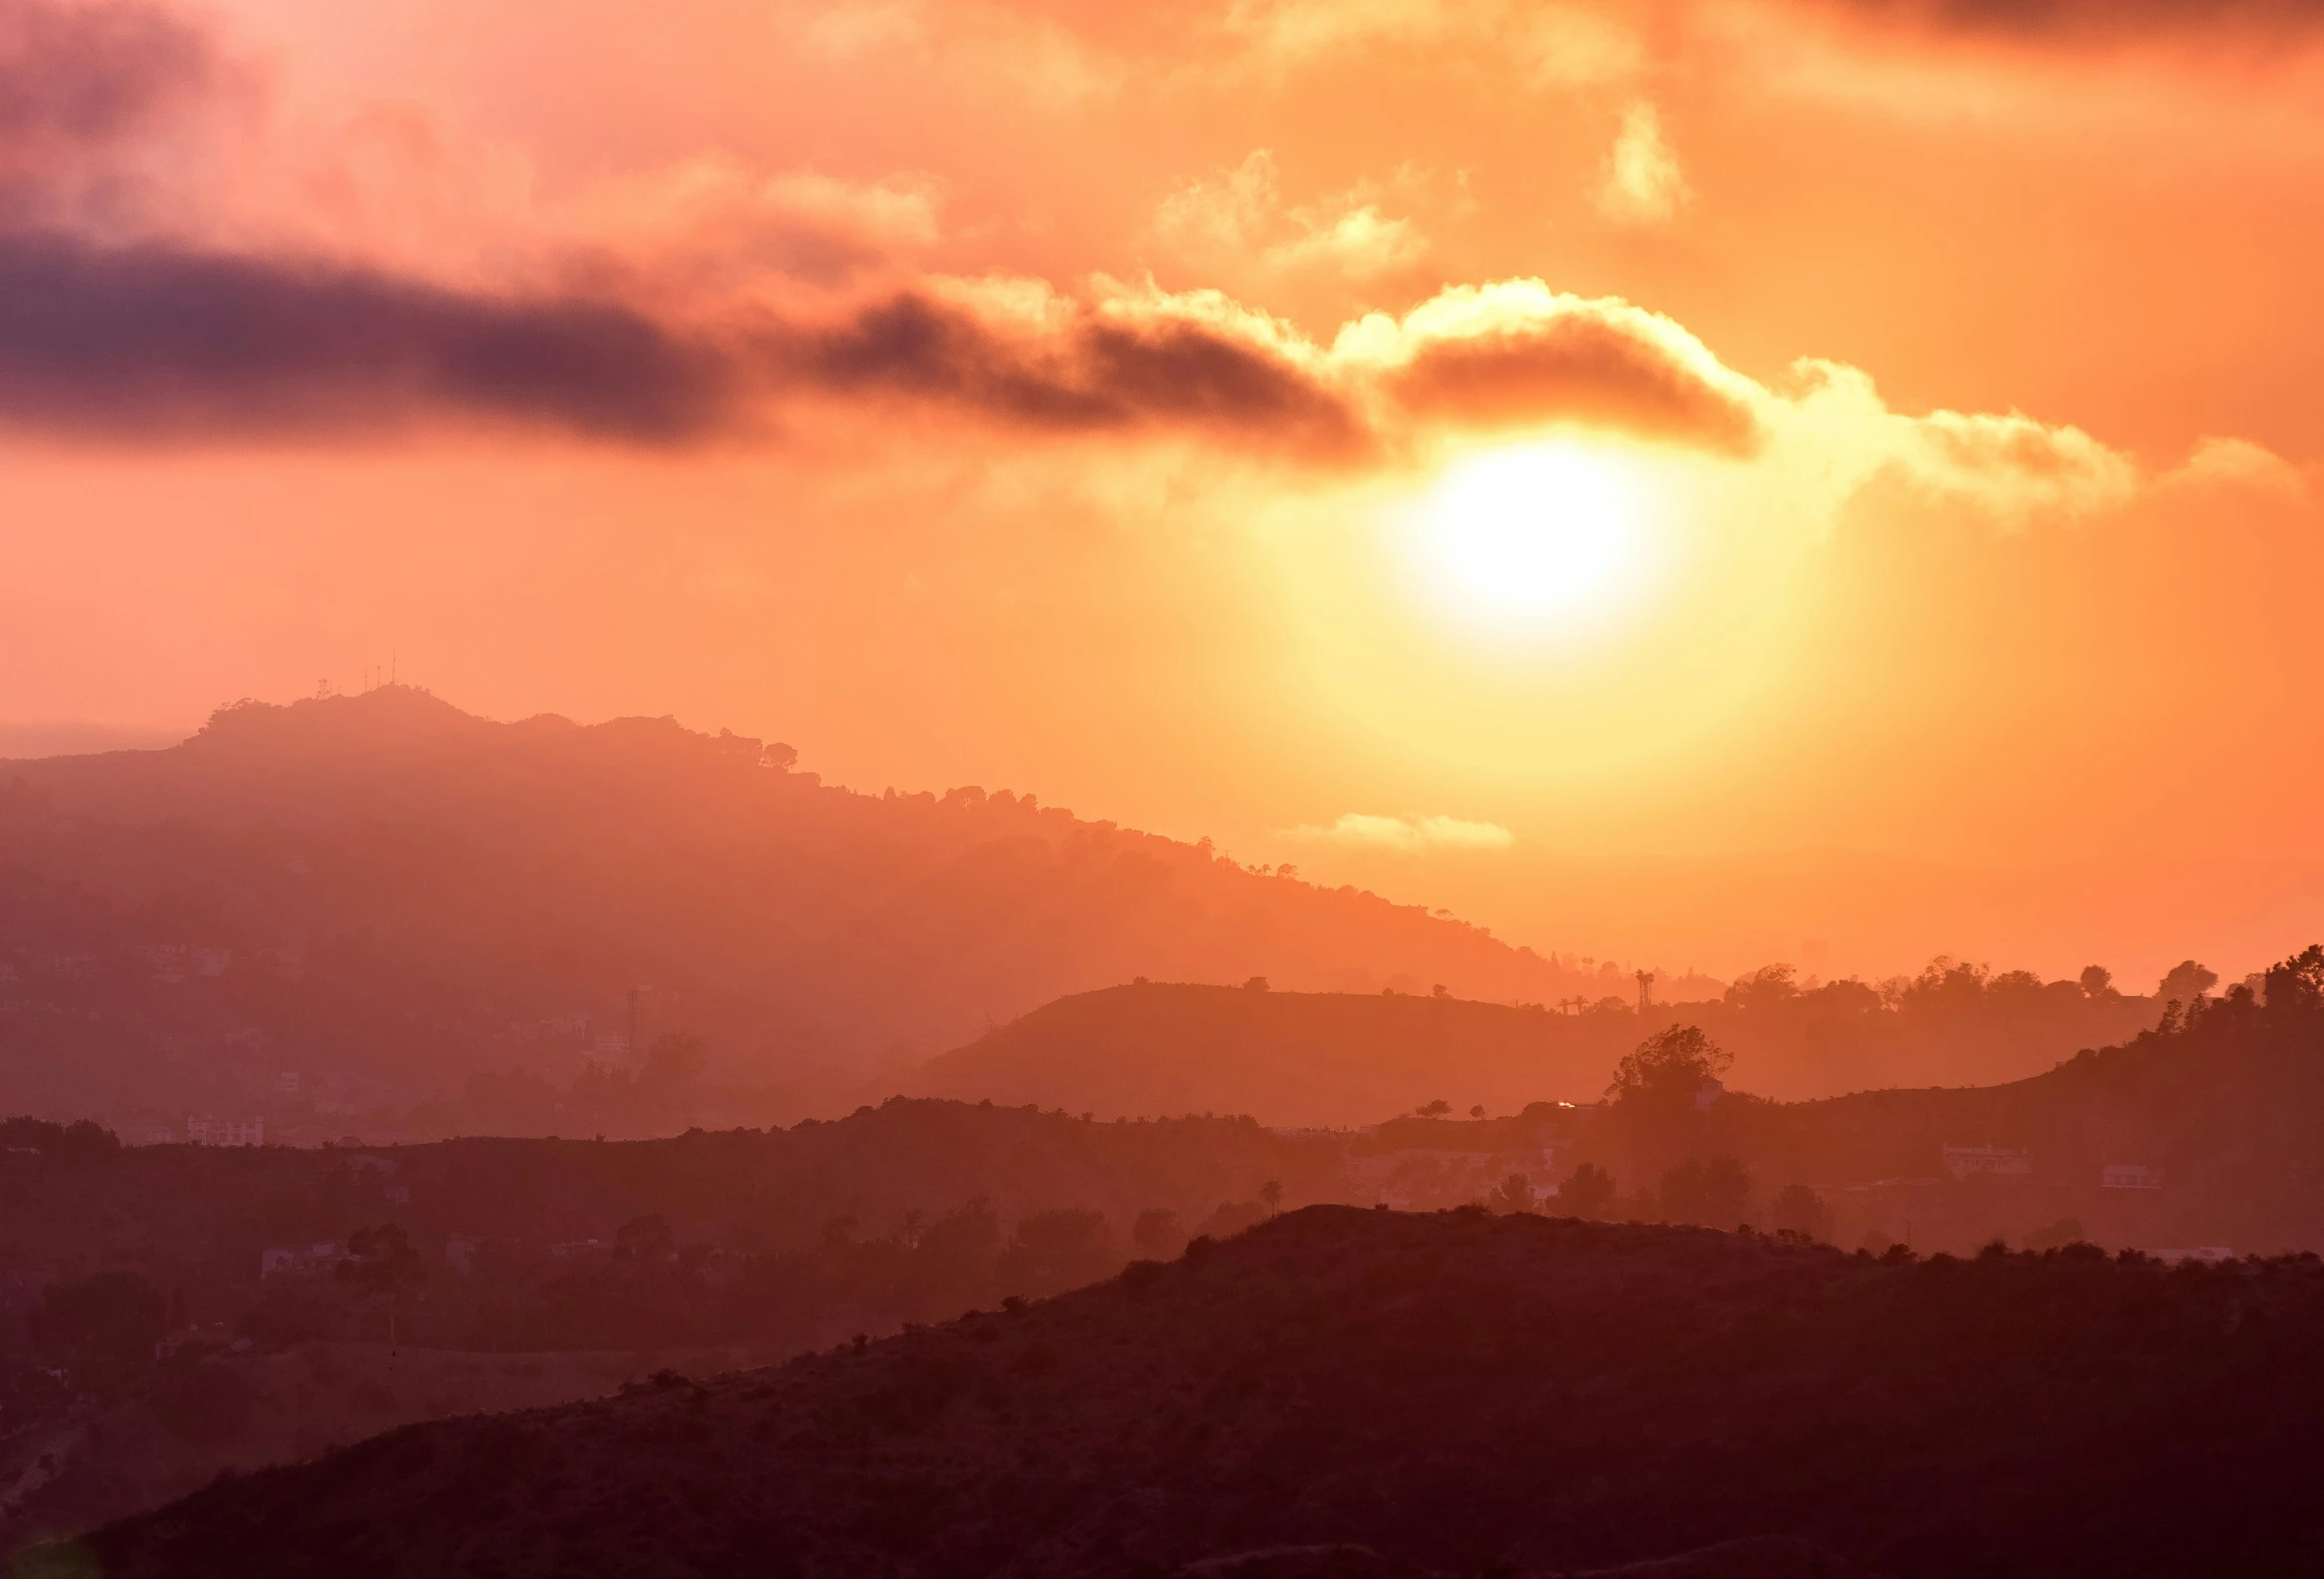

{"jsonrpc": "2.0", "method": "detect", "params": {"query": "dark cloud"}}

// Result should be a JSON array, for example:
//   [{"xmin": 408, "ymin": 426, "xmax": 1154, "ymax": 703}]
[
  {"xmin": 0, "ymin": 233, "xmax": 738, "ymax": 440},
  {"xmin": 0, "ymin": 232, "xmax": 1767, "ymax": 461},
  {"xmin": 1387, "ymin": 313, "xmax": 1767, "ymax": 457},
  {"xmin": 0, "ymin": 237, "xmax": 1367, "ymax": 451},
  {"xmin": 1831, "ymin": 0, "xmax": 2324, "ymax": 36},
  {"xmin": 776, "ymin": 291, "xmax": 1367, "ymax": 456},
  {"xmin": 0, "ymin": 0, "xmax": 213, "ymax": 153}
]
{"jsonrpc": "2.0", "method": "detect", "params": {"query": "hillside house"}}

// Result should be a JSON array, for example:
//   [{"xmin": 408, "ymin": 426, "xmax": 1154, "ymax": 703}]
[
  {"xmin": 187, "ymin": 1116, "xmax": 265, "ymax": 1147},
  {"xmin": 1942, "ymin": 1144, "xmax": 2031, "ymax": 1180},
  {"xmin": 2102, "ymin": 1164, "xmax": 2165, "ymax": 1190}
]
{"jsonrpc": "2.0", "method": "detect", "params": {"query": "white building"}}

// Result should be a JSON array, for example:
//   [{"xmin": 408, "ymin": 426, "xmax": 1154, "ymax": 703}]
[
  {"xmin": 2102, "ymin": 1164, "xmax": 2165, "ymax": 1190},
  {"xmin": 1942, "ymin": 1144, "xmax": 2031, "ymax": 1180},
  {"xmin": 186, "ymin": 1116, "xmax": 265, "ymax": 1147}
]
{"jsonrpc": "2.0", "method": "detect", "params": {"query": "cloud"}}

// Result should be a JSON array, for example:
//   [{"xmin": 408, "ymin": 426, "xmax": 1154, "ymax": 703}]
[
  {"xmin": 2161, "ymin": 434, "xmax": 2308, "ymax": 496},
  {"xmin": 0, "ymin": 231, "xmax": 736, "ymax": 440},
  {"xmin": 1826, "ymin": 0, "xmax": 2324, "ymax": 37},
  {"xmin": 1151, "ymin": 151, "xmax": 1428, "ymax": 282},
  {"xmin": 763, "ymin": 279, "xmax": 1367, "ymax": 454},
  {"xmin": 1769, "ymin": 359, "xmax": 2143, "ymax": 525},
  {"xmin": 0, "ymin": 0, "xmax": 219, "ymax": 228},
  {"xmin": 0, "ymin": 210, "xmax": 1797, "ymax": 460},
  {"xmin": 1220, "ymin": 0, "xmax": 1641, "ymax": 84},
  {"xmin": 799, "ymin": 0, "xmax": 1121, "ymax": 107},
  {"xmin": 556, "ymin": 157, "xmax": 945, "ymax": 293},
  {"xmin": 1283, "ymin": 812, "xmax": 1516, "ymax": 851},
  {"xmin": 0, "ymin": 0, "xmax": 211, "ymax": 156},
  {"xmin": 1335, "ymin": 279, "xmax": 1770, "ymax": 456},
  {"xmin": 1595, "ymin": 104, "xmax": 1691, "ymax": 227}
]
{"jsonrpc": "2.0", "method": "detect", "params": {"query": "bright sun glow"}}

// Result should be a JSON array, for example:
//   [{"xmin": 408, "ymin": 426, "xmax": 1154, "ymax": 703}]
[{"xmin": 1406, "ymin": 442, "xmax": 1658, "ymax": 640}]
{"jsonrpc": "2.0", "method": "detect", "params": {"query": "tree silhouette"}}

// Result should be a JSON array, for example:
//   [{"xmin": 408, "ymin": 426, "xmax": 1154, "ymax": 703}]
[
  {"xmin": 1555, "ymin": 1163, "xmax": 1615, "ymax": 1218},
  {"xmin": 1416, "ymin": 1099, "xmax": 1452, "ymax": 1118},
  {"xmin": 1606, "ymin": 1025, "xmax": 1732, "ymax": 1113},
  {"xmin": 1132, "ymin": 1208, "xmax": 1185, "ymax": 1259},
  {"xmin": 1490, "ymin": 1174, "xmax": 1531, "ymax": 1214},
  {"xmin": 1660, "ymin": 1157, "xmax": 1751, "ymax": 1227},
  {"xmin": 2262, "ymin": 945, "xmax": 2324, "ymax": 1013},
  {"xmin": 337, "ymin": 1224, "xmax": 423, "ymax": 1343},
  {"xmin": 615, "ymin": 1214, "xmax": 675, "ymax": 1263},
  {"xmin": 2156, "ymin": 960, "xmax": 2218, "ymax": 1003},
  {"xmin": 1768, "ymin": 1183, "xmax": 1834, "ymax": 1242}
]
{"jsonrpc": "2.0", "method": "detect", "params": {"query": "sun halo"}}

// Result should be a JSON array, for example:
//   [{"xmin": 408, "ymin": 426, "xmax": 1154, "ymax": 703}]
[{"xmin": 1404, "ymin": 440, "xmax": 1662, "ymax": 644}]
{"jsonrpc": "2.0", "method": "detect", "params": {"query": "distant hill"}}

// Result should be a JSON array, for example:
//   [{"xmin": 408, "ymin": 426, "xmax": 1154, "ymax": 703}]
[
  {"xmin": 904, "ymin": 981, "xmax": 1625, "ymax": 1124},
  {"xmin": 69, "ymin": 1207, "xmax": 2324, "ymax": 1579},
  {"xmin": 904, "ymin": 969, "xmax": 2158, "ymax": 1127},
  {"xmin": 0, "ymin": 687, "xmax": 1604, "ymax": 1128}
]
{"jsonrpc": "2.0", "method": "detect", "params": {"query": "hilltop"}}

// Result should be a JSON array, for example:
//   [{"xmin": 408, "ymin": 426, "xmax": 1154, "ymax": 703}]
[
  {"xmin": 906, "ymin": 967, "xmax": 2157, "ymax": 1125},
  {"xmin": 905, "ymin": 981, "xmax": 1622, "ymax": 1124},
  {"xmin": 0, "ymin": 688, "xmax": 1599, "ymax": 1127},
  {"xmin": 66, "ymin": 1207, "xmax": 2324, "ymax": 1579}
]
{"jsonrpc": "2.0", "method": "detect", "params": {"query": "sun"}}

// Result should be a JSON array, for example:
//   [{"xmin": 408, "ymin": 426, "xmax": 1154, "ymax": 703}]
[{"xmin": 1404, "ymin": 441, "xmax": 1659, "ymax": 641}]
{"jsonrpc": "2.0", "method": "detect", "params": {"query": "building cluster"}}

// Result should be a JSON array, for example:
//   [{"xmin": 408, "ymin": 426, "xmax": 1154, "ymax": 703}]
[{"xmin": 186, "ymin": 1116, "xmax": 265, "ymax": 1147}]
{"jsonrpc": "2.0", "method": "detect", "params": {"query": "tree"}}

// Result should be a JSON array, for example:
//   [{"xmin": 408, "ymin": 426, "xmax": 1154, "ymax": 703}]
[
  {"xmin": 1768, "ymin": 1184, "xmax": 1834, "ymax": 1242},
  {"xmin": 1468, "ymin": 1104, "xmax": 1485, "ymax": 1119},
  {"xmin": 336, "ymin": 1224, "xmax": 423, "ymax": 1343},
  {"xmin": 615, "ymin": 1214, "xmax": 675, "ymax": 1263},
  {"xmin": 1660, "ymin": 1157, "xmax": 1751, "ymax": 1227},
  {"xmin": 1555, "ymin": 1163, "xmax": 1615, "ymax": 1218},
  {"xmin": 2078, "ymin": 965, "xmax": 2114, "ymax": 998},
  {"xmin": 1416, "ymin": 1099, "xmax": 1452, "ymax": 1118},
  {"xmin": 27, "ymin": 1271, "xmax": 166, "ymax": 1392},
  {"xmin": 994, "ymin": 1209, "xmax": 1116, "ymax": 1298},
  {"xmin": 2262, "ymin": 945, "xmax": 2324, "ymax": 1015},
  {"xmin": 339, "ymin": 1224, "xmax": 421, "ymax": 1292},
  {"xmin": 1259, "ymin": 1179, "xmax": 1283, "ymax": 1214},
  {"xmin": 1489, "ymin": 1174, "xmax": 1532, "ymax": 1214},
  {"xmin": 1132, "ymin": 1208, "xmax": 1185, "ymax": 1260},
  {"xmin": 1606, "ymin": 1025, "xmax": 1732, "ymax": 1115},
  {"xmin": 2156, "ymin": 960, "xmax": 2218, "ymax": 1003},
  {"xmin": 1723, "ymin": 964, "xmax": 1800, "ymax": 1012}
]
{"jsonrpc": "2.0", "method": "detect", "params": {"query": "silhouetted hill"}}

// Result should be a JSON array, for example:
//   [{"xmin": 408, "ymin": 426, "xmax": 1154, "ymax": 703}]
[
  {"xmin": 0, "ymin": 1101, "xmax": 1336, "ymax": 1361},
  {"xmin": 906, "ymin": 982, "xmax": 1622, "ymax": 1123},
  {"xmin": 907, "ymin": 969, "xmax": 2158, "ymax": 1126},
  {"xmin": 0, "ymin": 688, "xmax": 1600, "ymax": 1127},
  {"xmin": 68, "ymin": 1208, "xmax": 2324, "ymax": 1579}
]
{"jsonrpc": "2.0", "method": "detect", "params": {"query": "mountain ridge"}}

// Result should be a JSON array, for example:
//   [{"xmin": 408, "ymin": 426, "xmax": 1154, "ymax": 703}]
[{"xmin": 0, "ymin": 688, "xmax": 1605, "ymax": 1125}]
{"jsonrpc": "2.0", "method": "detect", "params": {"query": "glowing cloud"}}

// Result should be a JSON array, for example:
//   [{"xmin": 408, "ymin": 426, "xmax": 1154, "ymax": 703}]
[
  {"xmin": 1284, "ymin": 812, "xmax": 1517, "ymax": 850},
  {"xmin": 1596, "ymin": 104, "xmax": 1692, "ymax": 227}
]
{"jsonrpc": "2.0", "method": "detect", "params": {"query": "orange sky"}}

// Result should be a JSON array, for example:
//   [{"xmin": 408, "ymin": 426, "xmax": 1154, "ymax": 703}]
[{"xmin": 3, "ymin": 0, "xmax": 2321, "ymax": 988}]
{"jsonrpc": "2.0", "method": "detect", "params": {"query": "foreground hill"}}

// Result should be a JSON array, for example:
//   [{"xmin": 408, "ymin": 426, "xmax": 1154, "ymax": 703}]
[
  {"xmin": 906, "ymin": 972, "xmax": 2157, "ymax": 1123},
  {"xmin": 0, "ymin": 1341, "xmax": 689, "ymax": 1551},
  {"xmin": 0, "ymin": 687, "xmax": 1597, "ymax": 1128},
  {"xmin": 70, "ymin": 1208, "xmax": 2324, "ymax": 1579}
]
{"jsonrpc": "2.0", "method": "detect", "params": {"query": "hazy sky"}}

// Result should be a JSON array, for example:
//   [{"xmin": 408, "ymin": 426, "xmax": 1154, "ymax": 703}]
[{"xmin": 4, "ymin": 0, "xmax": 2321, "ymax": 984}]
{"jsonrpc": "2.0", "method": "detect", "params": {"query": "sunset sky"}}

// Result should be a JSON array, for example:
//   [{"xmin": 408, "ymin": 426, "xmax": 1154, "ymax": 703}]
[{"xmin": 4, "ymin": 0, "xmax": 2322, "ymax": 986}]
